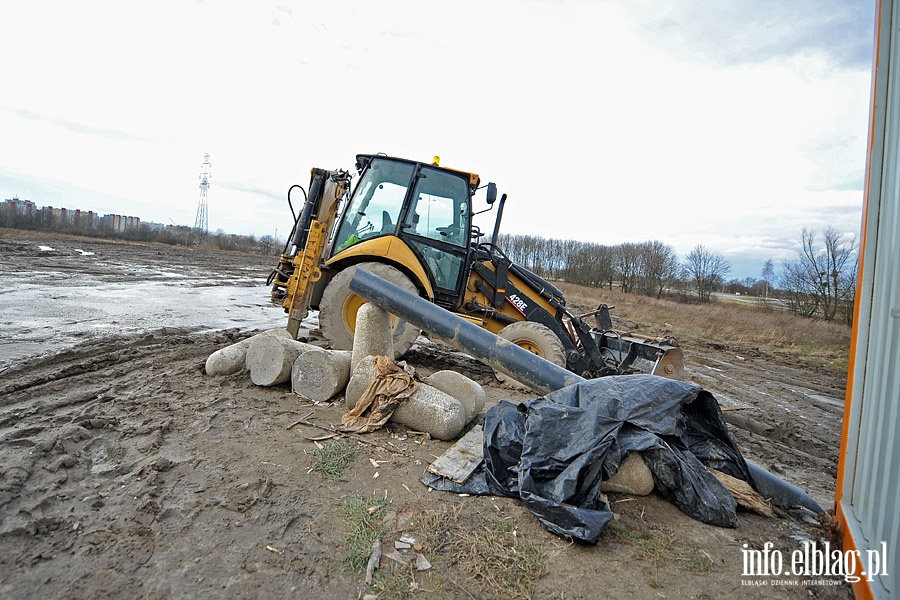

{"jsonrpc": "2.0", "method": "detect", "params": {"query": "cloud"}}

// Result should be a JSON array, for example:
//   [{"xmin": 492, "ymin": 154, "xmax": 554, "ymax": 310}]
[
  {"xmin": 802, "ymin": 131, "xmax": 868, "ymax": 192},
  {"xmin": 0, "ymin": 168, "xmax": 138, "ymax": 216},
  {"xmin": 271, "ymin": 3, "xmax": 293, "ymax": 25},
  {"xmin": 622, "ymin": 0, "xmax": 876, "ymax": 69},
  {"xmin": 215, "ymin": 181, "xmax": 284, "ymax": 202},
  {"xmin": 2, "ymin": 107, "xmax": 149, "ymax": 142}
]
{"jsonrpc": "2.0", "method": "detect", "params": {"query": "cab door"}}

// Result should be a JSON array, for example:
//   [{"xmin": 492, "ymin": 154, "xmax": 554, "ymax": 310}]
[{"xmin": 398, "ymin": 165, "xmax": 472, "ymax": 309}]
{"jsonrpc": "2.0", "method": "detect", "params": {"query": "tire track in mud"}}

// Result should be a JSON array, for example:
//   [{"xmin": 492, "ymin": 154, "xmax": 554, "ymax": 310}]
[
  {"xmin": 0, "ymin": 329, "xmax": 207, "ymax": 399},
  {"xmin": 0, "ymin": 329, "xmax": 348, "ymax": 599},
  {"xmin": 684, "ymin": 348, "xmax": 847, "ymax": 507},
  {"xmin": 0, "ymin": 332, "xmax": 218, "ymax": 514}
]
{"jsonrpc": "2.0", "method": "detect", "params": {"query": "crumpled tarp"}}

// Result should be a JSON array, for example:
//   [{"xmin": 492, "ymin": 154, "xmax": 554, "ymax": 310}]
[
  {"xmin": 340, "ymin": 356, "xmax": 418, "ymax": 433},
  {"xmin": 422, "ymin": 374, "xmax": 754, "ymax": 544}
]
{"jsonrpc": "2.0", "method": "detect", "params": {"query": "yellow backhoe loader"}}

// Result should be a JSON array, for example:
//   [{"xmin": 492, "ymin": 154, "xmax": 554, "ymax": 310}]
[{"xmin": 268, "ymin": 154, "xmax": 683, "ymax": 380}]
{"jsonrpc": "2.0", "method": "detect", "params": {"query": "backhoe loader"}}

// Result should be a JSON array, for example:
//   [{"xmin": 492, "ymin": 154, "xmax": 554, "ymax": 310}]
[{"xmin": 268, "ymin": 154, "xmax": 683, "ymax": 380}]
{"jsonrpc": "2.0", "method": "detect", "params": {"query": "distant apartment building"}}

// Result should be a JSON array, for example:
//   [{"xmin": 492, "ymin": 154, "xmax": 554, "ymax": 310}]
[
  {"xmin": 142, "ymin": 221, "xmax": 167, "ymax": 233},
  {"xmin": 2, "ymin": 195, "xmax": 36, "ymax": 217},
  {"xmin": 73, "ymin": 209, "xmax": 101, "ymax": 229},
  {"xmin": 2, "ymin": 196, "xmax": 141, "ymax": 233},
  {"xmin": 101, "ymin": 213, "xmax": 141, "ymax": 233}
]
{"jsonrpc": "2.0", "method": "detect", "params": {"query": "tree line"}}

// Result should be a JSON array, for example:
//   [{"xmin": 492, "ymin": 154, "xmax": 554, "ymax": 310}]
[{"xmin": 495, "ymin": 227, "xmax": 857, "ymax": 324}]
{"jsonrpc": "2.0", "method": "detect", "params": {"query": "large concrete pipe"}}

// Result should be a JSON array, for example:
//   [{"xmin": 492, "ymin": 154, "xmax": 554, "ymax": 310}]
[{"xmin": 348, "ymin": 267, "xmax": 823, "ymax": 514}]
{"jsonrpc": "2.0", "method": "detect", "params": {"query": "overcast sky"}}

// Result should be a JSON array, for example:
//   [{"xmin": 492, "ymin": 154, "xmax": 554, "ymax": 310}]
[{"xmin": 1, "ymin": 0, "xmax": 877, "ymax": 279}]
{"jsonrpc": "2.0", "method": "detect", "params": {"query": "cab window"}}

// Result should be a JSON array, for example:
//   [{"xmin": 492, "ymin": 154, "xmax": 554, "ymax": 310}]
[
  {"xmin": 333, "ymin": 159, "xmax": 415, "ymax": 253},
  {"xmin": 402, "ymin": 167, "xmax": 469, "ymax": 247}
]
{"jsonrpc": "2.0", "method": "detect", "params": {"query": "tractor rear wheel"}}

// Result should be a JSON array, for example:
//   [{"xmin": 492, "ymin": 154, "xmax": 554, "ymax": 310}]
[
  {"xmin": 495, "ymin": 321, "xmax": 567, "ymax": 389},
  {"xmin": 318, "ymin": 263, "xmax": 421, "ymax": 358}
]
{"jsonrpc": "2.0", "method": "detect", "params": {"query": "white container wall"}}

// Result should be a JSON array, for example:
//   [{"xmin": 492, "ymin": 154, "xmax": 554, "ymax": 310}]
[{"xmin": 836, "ymin": 1, "xmax": 900, "ymax": 598}]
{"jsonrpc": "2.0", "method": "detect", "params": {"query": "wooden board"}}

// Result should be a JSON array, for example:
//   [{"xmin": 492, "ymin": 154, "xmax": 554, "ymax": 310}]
[{"xmin": 427, "ymin": 425, "xmax": 484, "ymax": 484}]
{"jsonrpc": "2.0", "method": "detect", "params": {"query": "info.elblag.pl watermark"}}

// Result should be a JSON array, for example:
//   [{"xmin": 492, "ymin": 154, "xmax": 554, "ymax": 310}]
[{"xmin": 741, "ymin": 541, "xmax": 889, "ymax": 586}]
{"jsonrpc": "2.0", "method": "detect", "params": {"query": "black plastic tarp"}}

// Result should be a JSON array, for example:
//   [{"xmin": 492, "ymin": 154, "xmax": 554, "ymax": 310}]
[{"xmin": 422, "ymin": 374, "xmax": 755, "ymax": 544}]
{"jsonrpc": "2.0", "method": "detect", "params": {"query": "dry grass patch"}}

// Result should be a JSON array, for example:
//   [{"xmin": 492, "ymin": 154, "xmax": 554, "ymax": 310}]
[
  {"xmin": 557, "ymin": 282, "xmax": 851, "ymax": 373},
  {"xmin": 603, "ymin": 520, "xmax": 713, "ymax": 589},
  {"xmin": 419, "ymin": 504, "xmax": 546, "ymax": 600}
]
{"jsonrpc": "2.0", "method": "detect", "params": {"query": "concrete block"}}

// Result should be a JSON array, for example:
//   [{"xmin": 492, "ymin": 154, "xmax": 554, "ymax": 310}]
[
  {"xmin": 246, "ymin": 335, "xmax": 317, "ymax": 386},
  {"xmin": 391, "ymin": 383, "xmax": 466, "ymax": 441},
  {"xmin": 350, "ymin": 303, "xmax": 394, "ymax": 372},
  {"xmin": 205, "ymin": 328, "xmax": 290, "ymax": 376},
  {"xmin": 427, "ymin": 370, "xmax": 486, "ymax": 423},
  {"xmin": 600, "ymin": 452, "xmax": 654, "ymax": 496},
  {"xmin": 291, "ymin": 348, "xmax": 352, "ymax": 402},
  {"xmin": 345, "ymin": 355, "xmax": 378, "ymax": 408},
  {"xmin": 345, "ymin": 356, "xmax": 466, "ymax": 440}
]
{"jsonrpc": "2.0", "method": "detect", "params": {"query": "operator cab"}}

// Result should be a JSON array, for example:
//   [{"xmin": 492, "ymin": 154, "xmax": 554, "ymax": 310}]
[{"xmin": 330, "ymin": 154, "xmax": 477, "ymax": 308}]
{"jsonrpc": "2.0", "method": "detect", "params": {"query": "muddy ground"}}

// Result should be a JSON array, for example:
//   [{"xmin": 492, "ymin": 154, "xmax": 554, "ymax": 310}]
[{"xmin": 0, "ymin": 232, "xmax": 852, "ymax": 599}]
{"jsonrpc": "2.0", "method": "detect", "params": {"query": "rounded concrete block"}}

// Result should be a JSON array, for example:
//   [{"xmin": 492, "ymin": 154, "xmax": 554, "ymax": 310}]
[
  {"xmin": 291, "ymin": 348, "xmax": 352, "ymax": 402},
  {"xmin": 345, "ymin": 355, "xmax": 378, "ymax": 408},
  {"xmin": 246, "ymin": 335, "xmax": 316, "ymax": 387},
  {"xmin": 600, "ymin": 452, "xmax": 654, "ymax": 496},
  {"xmin": 351, "ymin": 303, "xmax": 394, "ymax": 372},
  {"xmin": 205, "ymin": 328, "xmax": 290, "ymax": 376},
  {"xmin": 427, "ymin": 370, "xmax": 486, "ymax": 423},
  {"xmin": 390, "ymin": 383, "xmax": 467, "ymax": 441},
  {"xmin": 344, "ymin": 357, "xmax": 466, "ymax": 440}
]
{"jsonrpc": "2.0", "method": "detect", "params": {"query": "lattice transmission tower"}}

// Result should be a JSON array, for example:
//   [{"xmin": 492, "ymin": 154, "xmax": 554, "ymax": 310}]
[{"xmin": 194, "ymin": 153, "xmax": 212, "ymax": 236}]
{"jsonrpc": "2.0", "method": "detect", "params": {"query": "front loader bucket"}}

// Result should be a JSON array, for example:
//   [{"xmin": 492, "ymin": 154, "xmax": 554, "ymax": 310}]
[{"xmin": 592, "ymin": 331, "xmax": 685, "ymax": 380}]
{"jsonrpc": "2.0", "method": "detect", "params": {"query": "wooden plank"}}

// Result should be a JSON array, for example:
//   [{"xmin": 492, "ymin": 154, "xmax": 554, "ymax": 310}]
[{"xmin": 427, "ymin": 425, "xmax": 484, "ymax": 484}]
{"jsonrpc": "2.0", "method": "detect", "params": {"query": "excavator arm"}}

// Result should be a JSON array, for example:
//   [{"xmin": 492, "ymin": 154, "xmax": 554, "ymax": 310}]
[{"xmin": 268, "ymin": 168, "xmax": 350, "ymax": 338}]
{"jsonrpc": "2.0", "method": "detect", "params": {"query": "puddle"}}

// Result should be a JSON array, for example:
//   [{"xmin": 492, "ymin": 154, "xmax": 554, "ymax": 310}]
[
  {"xmin": 0, "ymin": 279, "xmax": 284, "ymax": 369},
  {"xmin": 789, "ymin": 387, "xmax": 844, "ymax": 408}
]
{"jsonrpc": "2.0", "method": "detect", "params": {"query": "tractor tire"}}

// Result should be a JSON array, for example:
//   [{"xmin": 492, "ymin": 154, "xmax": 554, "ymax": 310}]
[
  {"xmin": 318, "ymin": 263, "xmax": 421, "ymax": 358},
  {"xmin": 494, "ymin": 321, "xmax": 567, "ymax": 390}
]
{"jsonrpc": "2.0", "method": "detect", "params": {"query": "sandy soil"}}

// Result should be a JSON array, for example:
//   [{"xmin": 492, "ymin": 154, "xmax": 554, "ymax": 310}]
[{"xmin": 0, "ymin": 232, "xmax": 852, "ymax": 599}]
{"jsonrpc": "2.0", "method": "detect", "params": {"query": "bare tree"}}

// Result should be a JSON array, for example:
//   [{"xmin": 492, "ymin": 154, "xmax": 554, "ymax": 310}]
[
  {"xmin": 780, "ymin": 227, "xmax": 857, "ymax": 321},
  {"xmin": 779, "ymin": 258, "xmax": 820, "ymax": 317},
  {"xmin": 761, "ymin": 259, "xmax": 774, "ymax": 299},
  {"xmin": 638, "ymin": 240, "xmax": 679, "ymax": 298},
  {"xmin": 558, "ymin": 239, "xmax": 579, "ymax": 280},
  {"xmin": 615, "ymin": 243, "xmax": 643, "ymax": 294},
  {"xmin": 599, "ymin": 245, "xmax": 617, "ymax": 290},
  {"xmin": 836, "ymin": 264, "xmax": 858, "ymax": 325},
  {"xmin": 258, "ymin": 234, "xmax": 278, "ymax": 255},
  {"xmin": 564, "ymin": 241, "xmax": 592, "ymax": 286},
  {"xmin": 565, "ymin": 242, "xmax": 615, "ymax": 288},
  {"xmin": 683, "ymin": 245, "xmax": 731, "ymax": 302}
]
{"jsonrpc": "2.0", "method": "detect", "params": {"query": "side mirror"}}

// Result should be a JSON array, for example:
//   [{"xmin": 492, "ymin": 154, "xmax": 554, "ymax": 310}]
[{"xmin": 486, "ymin": 182, "xmax": 497, "ymax": 204}]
